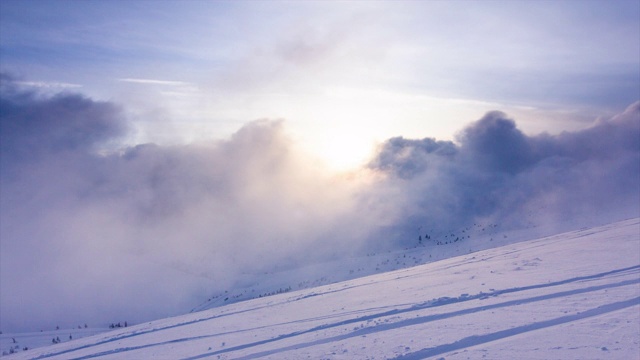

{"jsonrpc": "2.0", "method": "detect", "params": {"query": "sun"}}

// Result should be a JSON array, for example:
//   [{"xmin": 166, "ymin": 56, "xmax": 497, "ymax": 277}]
[
  {"xmin": 311, "ymin": 131, "xmax": 376, "ymax": 172},
  {"xmin": 277, "ymin": 86, "xmax": 395, "ymax": 172},
  {"xmin": 292, "ymin": 90, "xmax": 387, "ymax": 172}
]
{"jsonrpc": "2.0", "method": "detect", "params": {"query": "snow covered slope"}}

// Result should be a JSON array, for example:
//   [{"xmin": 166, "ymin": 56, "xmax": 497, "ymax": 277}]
[
  {"xmin": 189, "ymin": 218, "xmax": 587, "ymax": 313},
  {"xmin": 5, "ymin": 218, "xmax": 639, "ymax": 359},
  {"xmin": 1, "ymin": 329, "xmax": 108, "ymax": 357}
]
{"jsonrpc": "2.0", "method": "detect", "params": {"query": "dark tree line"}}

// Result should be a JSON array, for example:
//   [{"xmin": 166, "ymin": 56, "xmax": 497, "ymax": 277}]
[{"xmin": 109, "ymin": 321, "xmax": 128, "ymax": 328}]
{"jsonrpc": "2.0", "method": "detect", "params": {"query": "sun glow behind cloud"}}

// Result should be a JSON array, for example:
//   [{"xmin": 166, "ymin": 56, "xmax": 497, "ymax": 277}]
[
  {"xmin": 112, "ymin": 79, "xmax": 611, "ymax": 173},
  {"xmin": 303, "ymin": 125, "xmax": 377, "ymax": 172},
  {"xmin": 214, "ymin": 86, "xmax": 521, "ymax": 172}
]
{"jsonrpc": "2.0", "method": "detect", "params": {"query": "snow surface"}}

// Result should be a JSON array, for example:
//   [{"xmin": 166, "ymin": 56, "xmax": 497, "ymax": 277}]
[
  {"xmin": 3, "ymin": 218, "xmax": 639, "ymax": 359},
  {"xmin": 189, "ymin": 217, "xmax": 595, "ymax": 313},
  {"xmin": 1, "ymin": 329, "xmax": 108, "ymax": 357}
]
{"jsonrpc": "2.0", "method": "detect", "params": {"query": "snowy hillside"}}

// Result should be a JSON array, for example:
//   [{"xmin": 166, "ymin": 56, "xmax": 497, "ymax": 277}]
[
  {"xmin": 3, "ymin": 217, "xmax": 638, "ymax": 359},
  {"xmin": 189, "ymin": 217, "xmax": 602, "ymax": 313}
]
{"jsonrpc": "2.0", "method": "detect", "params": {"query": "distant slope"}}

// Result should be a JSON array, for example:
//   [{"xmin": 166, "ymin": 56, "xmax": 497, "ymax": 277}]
[
  {"xmin": 189, "ymin": 217, "xmax": 582, "ymax": 313},
  {"xmin": 4, "ymin": 218, "xmax": 639, "ymax": 359}
]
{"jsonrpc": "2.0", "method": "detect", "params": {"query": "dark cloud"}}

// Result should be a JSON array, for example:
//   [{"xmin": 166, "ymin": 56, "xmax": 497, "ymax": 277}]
[
  {"xmin": 457, "ymin": 111, "xmax": 535, "ymax": 174},
  {"xmin": 369, "ymin": 101, "xmax": 640, "ymax": 243},
  {"xmin": 1, "ymin": 74, "xmax": 127, "ymax": 171},
  {"xmin": 369, "ymin": 137, "xmax": 456, "ymax": 179}
]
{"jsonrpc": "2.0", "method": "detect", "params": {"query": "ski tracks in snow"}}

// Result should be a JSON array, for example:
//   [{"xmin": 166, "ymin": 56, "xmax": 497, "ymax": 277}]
[
  {"xmin": 391, "ymin": 296, "xmax": 640, "ymax": 359},
  {"xmin": 185, "ymin": 267, "xmax": 639, "ymax": 360},
  {"xmin": 14, "ymin": 219, "xmax": 640, "ymax": 360}
]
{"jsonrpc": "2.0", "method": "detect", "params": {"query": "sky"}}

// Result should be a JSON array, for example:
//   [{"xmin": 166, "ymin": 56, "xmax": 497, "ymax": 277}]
[
  {"xmin": 0, "ymin": 0, "xmax": 639, "ymax": 332},
  {"xmin": 1, "ymin": 0, "xmax": 639, "ymax": 168}
]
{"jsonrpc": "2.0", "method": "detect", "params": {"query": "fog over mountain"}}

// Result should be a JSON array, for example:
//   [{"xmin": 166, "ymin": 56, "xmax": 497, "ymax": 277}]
[
  {"xmin": 1, "ymin": 74, "xmax": 638, "ymax": 332},
  {"xmin": 370, "ymin": 104, "xmax": 640, "ymax": 242}
]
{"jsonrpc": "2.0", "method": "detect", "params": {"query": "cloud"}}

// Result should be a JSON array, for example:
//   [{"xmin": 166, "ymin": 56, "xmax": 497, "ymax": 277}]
[
  {"xmin": 0, "ymin": 75, "xmax": 376, "ymax": 332},
  {"xmin": 457, "ymin": 111, "xmax": 535, "ymax": 174},
  {"xmin": 369, "ymin": 136, "xmax": 457, "ymax": 179},
  {"xmin": 1, "ymin": 75, "xmax": 128, "ymax": 168},
  {"xmin": 118, "ymin": 78, "xmax": 193, "ymax": 86},
  {"xmin": 14, "ymin": 81, "xmax": 83, "ymax": 89},
  {"xmin": 1, "ymin": 73, "xmax": 638, "ymax": 332},
  {"xmin": 368, "ymin": 101, "xmax": 640, "ymax": 241}
]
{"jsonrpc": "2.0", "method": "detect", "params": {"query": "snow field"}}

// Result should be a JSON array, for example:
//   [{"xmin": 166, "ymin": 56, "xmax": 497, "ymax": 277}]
[{"xmin": 3, "ymin": 218, "xmax": 639, "ymax": 359}]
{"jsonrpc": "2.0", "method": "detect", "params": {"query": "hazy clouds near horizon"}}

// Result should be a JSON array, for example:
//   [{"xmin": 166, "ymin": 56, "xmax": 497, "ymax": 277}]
[
  {"xmin": 1, "ymin": 75, "xmax": 638, "ymax": 332},
  {"xmin": 371, "ymin": 106, "xmax": 640, "ymax": 238}
]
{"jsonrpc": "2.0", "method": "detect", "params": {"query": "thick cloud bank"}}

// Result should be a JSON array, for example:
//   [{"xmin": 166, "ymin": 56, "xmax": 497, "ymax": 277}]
[
  {"xmin": 1, "ymin": 75, "xmax": 381, "ymax": 332},
  {"xmin": 1, "ymin": 74, "xmax": 638, "ymax": 331},
  {"xmin": 370, "ymin": 104, "xmax": 640, "ymax": 241}
]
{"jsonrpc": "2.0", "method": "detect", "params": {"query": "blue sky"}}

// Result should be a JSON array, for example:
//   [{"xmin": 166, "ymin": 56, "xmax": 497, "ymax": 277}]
[{"xmin": 2, "ymin": 0, "xmax": 638, "ymax": 168}]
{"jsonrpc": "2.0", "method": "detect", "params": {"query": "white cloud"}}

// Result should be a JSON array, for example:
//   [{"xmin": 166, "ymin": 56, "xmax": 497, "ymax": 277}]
[
  {"xmin": 118, "ymin": 78, "xmax": 193, "ymax": 86},
  {"xmin": 16, "ymin": 81, "xmax": 82, "ymax": 89}
]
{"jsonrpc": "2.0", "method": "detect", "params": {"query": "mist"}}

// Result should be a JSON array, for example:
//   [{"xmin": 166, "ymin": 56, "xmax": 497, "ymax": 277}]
[
  {"xmin": 1, "ymin": 74, "xmax": 638, "ymax": 332},
  {"xmin": 0, "ymin": 74, "xmax": 383, "ymax": 332}
]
